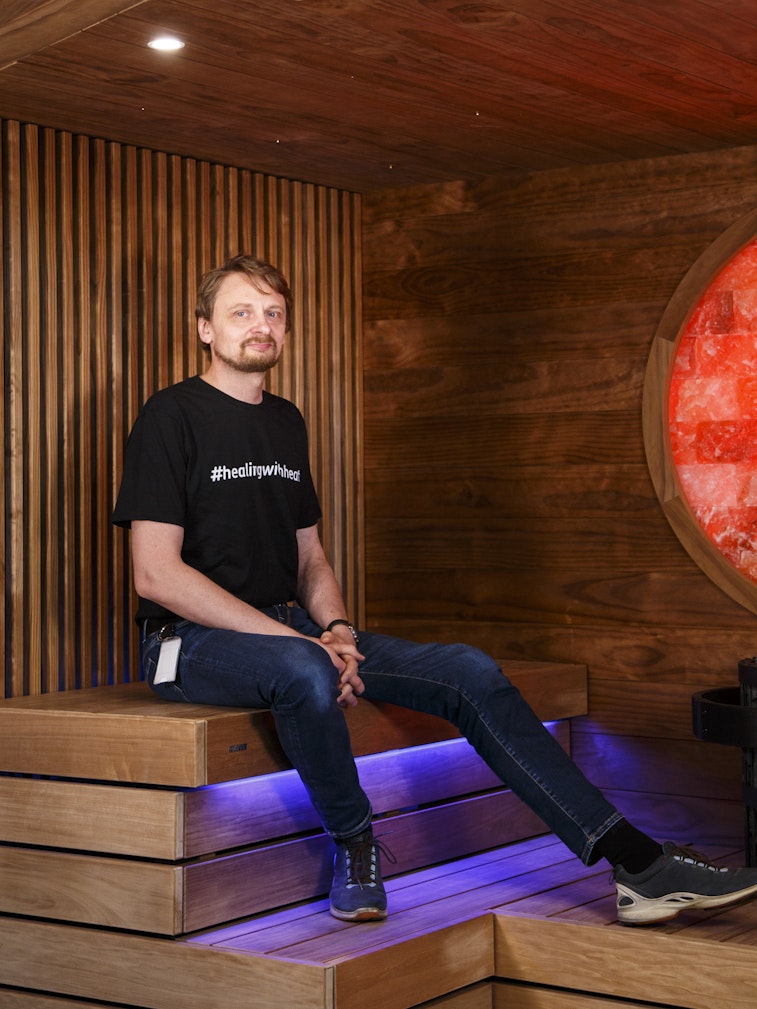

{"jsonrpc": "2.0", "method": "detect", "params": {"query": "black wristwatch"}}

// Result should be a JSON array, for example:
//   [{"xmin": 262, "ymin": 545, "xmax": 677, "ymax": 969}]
[{"xmin": 325, "ymin": 618, "xmax": 360, "ymax": 645}]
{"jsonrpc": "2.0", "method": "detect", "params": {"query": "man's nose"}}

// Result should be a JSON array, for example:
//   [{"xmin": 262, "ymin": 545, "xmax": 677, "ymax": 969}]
[{"xmin": 251, "ymin": 312, "xmax": 271, "ymax": 332}]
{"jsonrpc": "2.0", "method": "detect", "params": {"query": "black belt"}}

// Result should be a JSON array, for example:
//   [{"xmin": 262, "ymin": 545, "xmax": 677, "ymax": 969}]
[
  {"xmin": 142, "ymin": 618, "xmax": 175, "ymax": 638},
  {"xmin": 142, "ymin": 602, "xmax": 296, "ymax": 638}
]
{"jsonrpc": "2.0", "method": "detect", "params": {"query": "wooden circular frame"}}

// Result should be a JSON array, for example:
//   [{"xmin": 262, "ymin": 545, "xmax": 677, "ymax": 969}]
[{"xmin": 643, "ymin": 207, "xmax": 757, "ymax": 616}]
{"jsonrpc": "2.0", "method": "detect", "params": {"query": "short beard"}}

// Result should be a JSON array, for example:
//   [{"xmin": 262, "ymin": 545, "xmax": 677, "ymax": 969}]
[{"xmin": 211, "ymin": 343, "xmax": 281, "ymax": 374}]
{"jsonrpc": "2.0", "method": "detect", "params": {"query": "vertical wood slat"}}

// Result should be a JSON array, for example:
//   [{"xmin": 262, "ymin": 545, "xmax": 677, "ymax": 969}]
[
  {"xmin": 6, "ymin": 121, "xmax": 25, "ymax": 699},
  {"xmin": 58, "ymin": 131, "xmax": 77, "ymax": 693},
  {"xmin": 345, "ymin": 191, "xmax": 364, "ymax": 620},
  {"xmin": 42, "ymin": 128, "xmax": 60, "ymax": 695},
  {"xmin": 106, "ymin": 142, "xmax": 123, "ymax": 685},
  {"xmin": 23, "ymin": 125, "xmax": 42, "ymax": 696},
  {"xmin": 74, "ymin": 135, "xmax": 93, "ymax": 690},
  {"xmin": 92, "ymin": 139, "xmax": 110, "ymax": 690},
  {"xmin": 1, "ymin": 118, "xmax": 363, "ymax": 699},
  {"xmin": 0, "ymin": 122, "xmax": 5, "ymax": 696},
  {"xmin": 119, "ymin": 144, "xmax": 140, "ymax": 686}
]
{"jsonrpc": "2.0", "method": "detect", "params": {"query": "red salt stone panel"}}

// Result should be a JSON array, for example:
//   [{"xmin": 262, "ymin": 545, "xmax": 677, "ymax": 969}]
[
  {"xmin": 696, "ymin": 420, "xmax": 757, "ymax": 464},
  {"xmin": 734, "ymin": 288, "xmax": 757, "ymax": 330},
  {"xmin": 668, "ymin": 236, "xmax": 757, "ymax": 587},
  {"xmin": 686, "ymin": 289, "xmax": 734, "ymax": 335}
]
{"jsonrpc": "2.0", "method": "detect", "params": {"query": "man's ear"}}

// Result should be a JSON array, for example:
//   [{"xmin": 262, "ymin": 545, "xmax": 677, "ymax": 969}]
[{"xmin": 197, "ymin": 317, "xmax": 212, "ymax": 349}]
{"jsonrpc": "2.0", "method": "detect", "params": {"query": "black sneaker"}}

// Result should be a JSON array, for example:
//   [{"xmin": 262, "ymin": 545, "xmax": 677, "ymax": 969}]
[
  {"xmin": 329, "ymin": 829, "xmax": 394, "ymax": 922},
  {"xmin": 614, "ymin": 842, "xmax": 757, "ymax": 924}
]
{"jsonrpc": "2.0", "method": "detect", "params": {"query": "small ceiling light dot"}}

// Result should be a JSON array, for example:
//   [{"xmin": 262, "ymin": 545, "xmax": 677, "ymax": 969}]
[{"xmin": 148, "ymin": 36, "xmax": 185, "ymax": 51}]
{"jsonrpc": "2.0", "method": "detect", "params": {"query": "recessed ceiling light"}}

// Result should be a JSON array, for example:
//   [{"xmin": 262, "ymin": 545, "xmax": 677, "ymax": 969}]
[{"xmin": 148, "ymin": 36, "xmax": 185, "ymax": 51}]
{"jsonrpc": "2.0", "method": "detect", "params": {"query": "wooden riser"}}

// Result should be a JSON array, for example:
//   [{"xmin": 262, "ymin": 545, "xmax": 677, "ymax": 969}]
[
  {"xmin": 183, "ymin": 791, "xmax": 548, "ymax": 933},
  {"xmin": 0, "ymin": 685, "xmax": 456, "ymax": 787},
  {"xmin": 0, "ymin": 982, "xmax": 681, "ymax": 1009},
  {"xmin": 0, "ymin": 660, "xmax": 587, "ymax": 786},
  {"xmin": 3, "ymin": 833, "xmax": 755, "ymax": 1009},
  {"xmin": 407, "ymin": 982, "xmax": 660, "ymax": 1009},
  {"xmin": 491, "ymin": 983, "xmax": 661, "ymax": 1009},
  {"xmin": 0, "ymin": 985, "xmax": 661, "ymax": 1009},
  {"xmin": 0, "ymin": 723, "xmax": 569, "ymax": 935},
  {"xmin": 0, "ymin": 917, "xmax": 327, "ymax": 1009},
  {"xmin": 0, "ymin": 726, "xmax": 568, "ymax": 859},
  {"xmin": 493, "ymin": 912, "xmax": 757, "ymax": 1009},
  {"xmin": 0, "ymin": 776, "xmax": 185, "ymax": 860},
  {"xmin": 0, "ymin": 996, "xmax": 122, "ymax": 1009},
  {"xmin": 0, "ymin": 734, "xmax": 522, "ymax": 859},
  {"xmin": 0, "ymin": 915, "xmax": 492, "ymax": 1009},
  {"xmin": 0, "ymin": 789, "xmax": 549, "ymax": 933}
]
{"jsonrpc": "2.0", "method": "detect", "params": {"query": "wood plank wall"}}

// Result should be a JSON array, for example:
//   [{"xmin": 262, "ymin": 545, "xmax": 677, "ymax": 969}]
[
  {"xmin": 0, "ymin": 118, "xmax": 362, "ymax": 699},
  {"xmin": 361, "ymin": 146, "xmax": 757, "ymax": 844}
]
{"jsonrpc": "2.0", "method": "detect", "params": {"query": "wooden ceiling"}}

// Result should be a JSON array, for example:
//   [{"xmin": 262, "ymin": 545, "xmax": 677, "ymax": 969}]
[{"xmin": 1, "ymin": 1, "xmax": 757, "ymax": 193}]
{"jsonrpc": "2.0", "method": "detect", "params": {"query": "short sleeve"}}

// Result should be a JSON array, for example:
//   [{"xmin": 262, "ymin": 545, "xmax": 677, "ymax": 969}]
[{"xmin": 112, "ymin": 400, "xmax": 190, "ymax": 528}]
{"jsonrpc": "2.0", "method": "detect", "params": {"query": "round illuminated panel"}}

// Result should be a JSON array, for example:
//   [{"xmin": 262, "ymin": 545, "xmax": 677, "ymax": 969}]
[
  {"xmin": 643, "ymin": 209, "xmax": 757, "ymax": 615},
  {"xmin": 669, "ymin": 240, "xmax": 757, "ymax": 583}
]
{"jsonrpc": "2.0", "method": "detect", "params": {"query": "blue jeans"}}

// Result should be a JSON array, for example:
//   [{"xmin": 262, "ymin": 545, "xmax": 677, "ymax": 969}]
[{"xmin": 143, "ymin": 606, "xmax": 621, "ymax": 863}]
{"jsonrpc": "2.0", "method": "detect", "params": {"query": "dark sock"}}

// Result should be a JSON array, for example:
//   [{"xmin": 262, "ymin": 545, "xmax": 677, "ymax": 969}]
[
  {"xmin": 596, "ymin": 819, "xmax": 664, "ymax": 873},
  {"xmin": 339, "ymin": 827, "xmax": 373, "ymax": 846}
]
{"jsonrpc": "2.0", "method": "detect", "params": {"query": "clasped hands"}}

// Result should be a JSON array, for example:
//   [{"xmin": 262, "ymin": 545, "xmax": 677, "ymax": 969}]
[{"xmin": 319, "ymin": 628, "xmax": 365, "ymax": 708}]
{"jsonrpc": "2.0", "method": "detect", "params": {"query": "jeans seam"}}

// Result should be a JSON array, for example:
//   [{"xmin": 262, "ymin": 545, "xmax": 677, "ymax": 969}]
[{"xmin": 363, "ymin": 666, "xmax": 612, "ymax": 863}]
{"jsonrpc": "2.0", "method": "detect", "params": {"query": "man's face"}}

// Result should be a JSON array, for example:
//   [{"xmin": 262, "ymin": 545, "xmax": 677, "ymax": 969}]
[{"xmin": 198, "ymin": 273, "xmax": 288, "ymax": 373}]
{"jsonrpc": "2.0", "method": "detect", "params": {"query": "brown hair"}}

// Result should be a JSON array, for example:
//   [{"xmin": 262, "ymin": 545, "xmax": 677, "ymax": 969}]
[{"xmin": 195, "ymin": 254, "xmax": 293, "ymax": 335}]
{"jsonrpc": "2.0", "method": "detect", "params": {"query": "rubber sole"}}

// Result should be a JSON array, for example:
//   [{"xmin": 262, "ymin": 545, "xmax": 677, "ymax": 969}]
[
  {"xmin": 616, "ymin": 881, "xmax": 757, "ymax": 925},
  {"xmin": 330, "ymin": 903, "xmax": 388, "ymax": 922}
]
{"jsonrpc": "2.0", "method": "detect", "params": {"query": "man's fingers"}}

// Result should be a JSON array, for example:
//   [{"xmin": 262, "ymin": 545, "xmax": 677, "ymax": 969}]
[{"xmin": 337, "ymin": 681, "xmax": 359, "ymax": 708}]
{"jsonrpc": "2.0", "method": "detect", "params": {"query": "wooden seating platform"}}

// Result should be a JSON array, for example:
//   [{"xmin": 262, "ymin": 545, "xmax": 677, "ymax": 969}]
[
  {"xmin": 7, "ymin": 656, "xmax": 711, "ymax": 1008},
  {"xmin": 0, "ymin": 659, "xmax": 587, "ymax": 786},
  {"xmin": 0, "ymin": 660, "xmax": 585, "ymax": 936}
]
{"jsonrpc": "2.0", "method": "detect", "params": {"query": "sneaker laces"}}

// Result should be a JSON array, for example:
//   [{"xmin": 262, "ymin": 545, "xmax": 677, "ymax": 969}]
[
  {"xmin": 667, "ymin": 843, "xmax": 728, "ymax": 873},
  {"xmin": 609, "ymin": 842, "xmax": 728, "ymax": 885},
  {"xmin": 343, "ymin": 832, "xmax": 397, "ymax": 889}
]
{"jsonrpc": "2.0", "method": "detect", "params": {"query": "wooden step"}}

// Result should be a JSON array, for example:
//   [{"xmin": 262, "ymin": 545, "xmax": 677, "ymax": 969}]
[
  {"xmin": 0, "ymin": 660, "xmax": 585, "ymax": 936},
  {"xmin": 0, "ymin": 915, "xmax": 327, "ymax": 1009},
  {"xmin": 0, "ymin": 995, "xmax": 124, "ymax": 1009},
  {"xmin": 0, "ymin": 683, "xmax": 456, "ymax": 787},
  {"xmin": 0, "ymin": 733, "xmax": 518, "ymax": 859},
  {"xmin": 492, "ymin": 904, "xmax": 757, "ymax": 1009},
  {"xmin": 0, "ymin": 720, "xmax": 568, "ymax": 857},
  {"xmin": 0, "ymin": 981, "xmax": 657, "ymax": 1009},
  {"xmin": 0, "ymin": 727, "xmax": 568, "ymax": 934},
  {"xmin": 0, "ymin": 659, "xmax": 587, "ymax": 786},
  {"xmin": 3, "ymin": 835, "xmax": 753, "ymax": 1009},
  {"xmin": 491, "ymin": 983, "xmax": 659, "ymax": 1009}
]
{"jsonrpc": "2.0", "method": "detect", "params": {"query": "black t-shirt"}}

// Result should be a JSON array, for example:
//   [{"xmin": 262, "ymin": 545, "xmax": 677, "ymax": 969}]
[{"xmin": 113, "ymin": 376, "xmax": 322, "ymax": 622}]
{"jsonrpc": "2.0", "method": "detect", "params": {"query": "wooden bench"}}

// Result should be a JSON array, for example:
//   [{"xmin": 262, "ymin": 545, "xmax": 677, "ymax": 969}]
[{"xmin": 0, "ymin": 660, "xmax": 587, "ymax": 940}]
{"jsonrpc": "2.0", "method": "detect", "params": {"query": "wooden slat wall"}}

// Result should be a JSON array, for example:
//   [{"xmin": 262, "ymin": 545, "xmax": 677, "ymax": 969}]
[
  {"xmin": 0, "ymin": 119, "xmax": 363, "ymax": 699},
  {"xmin": 361, "ymin": 146, "xmax": 757, "ymax": 841}
]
